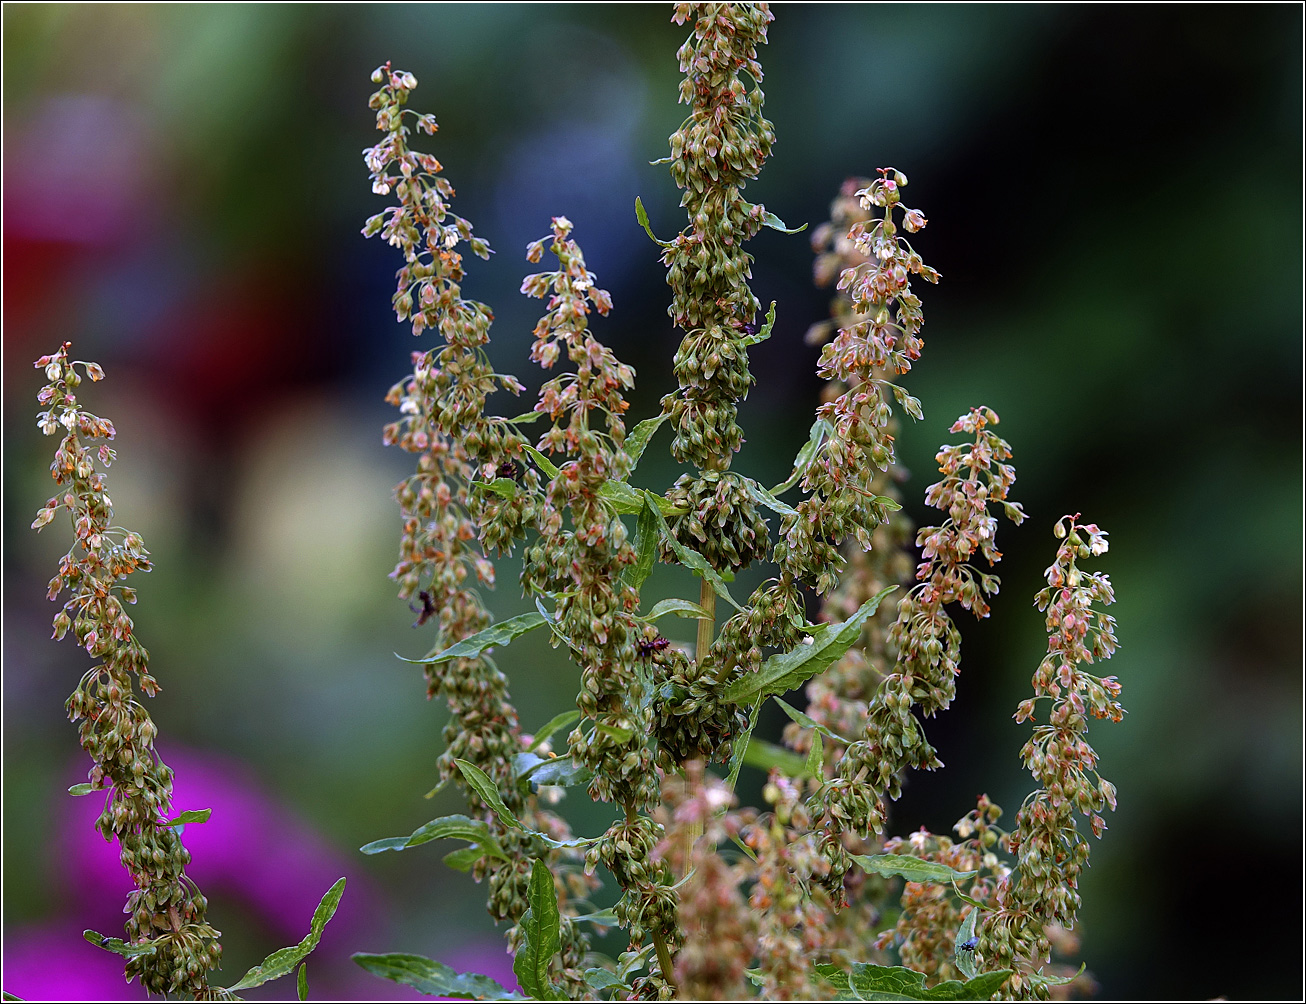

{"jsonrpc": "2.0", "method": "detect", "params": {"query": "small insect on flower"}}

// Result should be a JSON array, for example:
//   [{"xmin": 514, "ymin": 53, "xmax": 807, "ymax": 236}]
[
  {"xmin": 410, "ymin": 589, "xmax": 437, "ymax": 627},
  {"xmin": 636, "ymin": 635, "xmax": 671, "ymax": 658},
  {"xmin": 958, "ymin": 936, "xmax": 980, "ymax": 952},
  {"xmin": 497, "ymin": 459, "xmax": 522, "ymax": 482}
]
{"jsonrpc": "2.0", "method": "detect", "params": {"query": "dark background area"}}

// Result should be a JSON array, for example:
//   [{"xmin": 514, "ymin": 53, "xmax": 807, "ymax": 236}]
[{"xmin": 4, "ymin": 5, "xmax": 1301, "ymax": 1000}]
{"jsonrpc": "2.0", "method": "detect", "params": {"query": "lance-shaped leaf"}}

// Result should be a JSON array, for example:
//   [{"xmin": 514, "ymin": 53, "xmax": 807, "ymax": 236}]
[
  {"xmin": 226, "ymin": 877, "xmax": 346, "ymax": 991},
  {"xmin": 159, "ymin": 808, "xmax": 211, "ymax": 830},
  {"xmin": 514, "ymin": 751, "xmax": 592, "ymax": 790},
  {"xmin": 521, "ymin": 444, "xmax": 562, "ymax": 480},
  {"xmin": 954, "ymin": 908, "xmax": 981, "ymax": 980},
  {"xmin": 625, "ymin": 412, "xmax": 669, "ymax": 467},
  {"xmin": 772, "ymin": 696, "xmax": 855, "ymax": 745},
  {"xmin": 353, "ymin": 953, "xmax": 524, "ymax": 1000},
  {"xmin": 762, "ymin": 210, "xmax": 807, "ymax": 234},
  {"xmin": 454, "ymin": 760, "xmax": 593, "ymax": 849},
  {"xmin": 471, "ymin": 477, "xmax": 520, "ymax": 500},
  {"xmin": 1026, "ymin": 964, "xmax": 1086, "ymax": 992},
  {"xmin": 526, "ymin": 710, "xmax": 581, "ymax": 752},
  {"xmin": 743, "ymin": 476, "xmax": 796, "ymax": 517},
  {"xmin": 359, "ymin": 814, "xmax": 508, "ymax": 860},
  {"xmin": 443, "ymin": 846, "xmax": 484, "ymax": 872},
  {"xmin": 643, "ymin": 490, "xmax": 742, "ymax": 611},
  {"xmin": 813, "ymin": 962, "xmax": 1013, "ymax": 1001},
  {"xmin": 598, "ymin": 480, "xmax": 646, "ymax": 514},
  {"xmin": 68, "ymin": 783, "xmax": 95, "ymax": 796},
  {"xmin": 296, "ymin": 961, "xmax": 309, "ymax": 1001},
  {"xmin": 624, "ymin": 499, "xmax": 659, "ymax": 590},
  {"xmin": 850, "ymin": 853, "xmax": 977, "ymax": 884},
  {"xmin": 742, "ymin": 738, "xmax": 811, "ymax": 778},
  {"xmin": 724, "ymin": 587, "xmax": 896, "ymax": 704},
  {"xmin": 741, "ymin": 300, "xmax": 778, "ymax": 347},
  {"xmin": 513, "ymin": 860, "xmax": 562, "ymax": 1000},
  {"xmin": 634, "ymin": 196, "xmax": 671, "ymax": 247},
  {"xmin": 805, "ymin": 730, "xmax": 825, "ymax": 777},
  {"xmin": 402, "ymin": 612, "xmax": 546, "ymax": 665},
  {"xmin": 593, "ymin": 722, "xmax": 634, "ymax": 744},
  {"xmin": 84, "ymin": 931, "xmax": 157, "ymax": 959},
  {"xmin": 505, "ymin": 410, "xmax": 545, "ymax": 425},
  {"xmin": 571, "ymin": 908, "xmax": 618, "ymax": 926},
  {"xmin": 726, "ymin": 699, "xmax": 763, "ymax": 789},
  {"xmin": 644, "ymin": 598, "xmax": 713, "ymax": 622},
  {"xmin": 771, "ymin": 418, "xmax": 832, "ymax": 495},
  {"xmin": 584, "ymin": 968, "xmax": 628, "ymax": 993}
]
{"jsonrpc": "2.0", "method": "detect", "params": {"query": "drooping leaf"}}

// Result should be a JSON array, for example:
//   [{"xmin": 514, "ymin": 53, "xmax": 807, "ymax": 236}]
[
  {"xmin": 353, "ymin": 953, "xmax": 523, "ymax": 1000},
  {"xmin": 442, "ymin": 846, "xmax": 484, "ymax": 872},
  {"xmin": 160, "ymin": 808, "xmax": 211, "ymax": 829},
  {"xmin": 771, "ymin": 418, "xmax": 831, "ymax": 495},
  {"xmin": 571, "ymin": 908, "xmax": 618, "ymax": 926},
  {"xmin": 514, "ymin": 859, "xmax": 562, "ymax": 1000},
  {"xmin": 505, "ymin": 410, "xmax": 545, "ymax": 425},
  {"xmin": 643, "ymin": 490, "xmax": 742, "ymax": 611},
  {"xmin": 521, "ymin": 444, "xmax": 562, "ymax": 480},
  {"xmin": 724, "ymin": 588, "xmax": 896, "ymax": 704},
  {"xmin": 645, "ymin": 598, "xmax": 713, "ymax": 622},
  {"xmin": 84, "ymin": 931, "xmax": 157, "ymax": 959},
  {"xmin": 526, "ymin": 710, "xmax": 581, "ymax": 752},
  {"xmin": 772, "ymin": 696, "xmax": 855, "ymax": 745},
  {"xmin": 359, "ymin": 814, "xmax": 507, "ymax": 860},
  {"xmin": 514, "ymin": 751, "xmax": 592, "ymax": 789},
  {"xmin": 726, "ymin": 699, "xmax": 763, "ymax": 789},
  {"xmin": 850, "ymin": 853, "xmax": 977, "ymax": 885},
  {"xmin": 741, "ymin": 738, "xmax": 810, "ymax": 778},
  {"xmin": 954, "ymin": 908, "xmax": 981, "ymax": 980},
  {"xmin": 626, "ymin": 412, "xmax": 669, "ymax": 467},
  {"xmin": 593, "ymin": 722, "xmax": 634, "ymax": 744},
  {"xmin": 762, "ymin": 210, "xmax": 807, "ymax": 234},
  {"xmin": 634, "ymin": 196, "xmax": 671, "ymax": 247},
  {"xmin": 454, "ymin": 760, "xmax": 593, "ymax": 849},
  {"xmin": 1025, "ymin": 964, "xmax": 1086, "ymax": 992},
  {"xmin": 403, "ymin": 612, "xmax": 546, "ymax": 665},
  {"xmin": 625, "ymin": 498, "xmax": 660, "ymax": 590},
  {"xmin": 226, "ymin": 877, "xmax": 346, "ymax": 991},
  {"xmin": 296, "ymin": 961, "xmax": 309, "ymax": 1001},
  {"xmin": 740, "ymin": 300, "xmax": 778, "ymax": 347},
  {"xmin": 743, "ymin": 476, "xmax": 796, "ymax": 517},
  {"xmin": 470, "ymin": 477, "xmax": 520, "ymax": 500},
  {"xmin": 805, "ymin": 731, "xmax": 825, "ymax": 777},
  {"xmin": 814, "ymin": 962, "xmax": 1014, "ymax": 1001},
  {"xmin": 598, "ymin": 480, "xmax": 646, "ymax": 514},
  {"xmin": 68, "ymin": 783, "xmax": 94, "ymax": 796}
]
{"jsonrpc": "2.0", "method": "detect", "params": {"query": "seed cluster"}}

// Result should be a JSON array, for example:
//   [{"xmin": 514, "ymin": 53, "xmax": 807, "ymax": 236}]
[
  {"xmin": 663, "ymin": 470, "xmax": 769, "ymax": 572},
  {"xmin": 983, "ymin": 517, "xmax": 1121, "ymax": 999},
  {"xmin": 32, "ymin": 345, "xmax": 221, "ymax": 997},
  {"xmin": 813, "ymin": 408, "xmax": 1026, "ymax": 872}
]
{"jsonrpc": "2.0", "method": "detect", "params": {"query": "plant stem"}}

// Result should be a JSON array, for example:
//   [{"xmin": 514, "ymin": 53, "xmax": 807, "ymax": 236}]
[
  {"xmin": 695, "ymin": 578, "xmax": 715, "ymax": 664},
  {"xmin": 652, "ymin": 926, "xmax": 677, "ymax": 996}
]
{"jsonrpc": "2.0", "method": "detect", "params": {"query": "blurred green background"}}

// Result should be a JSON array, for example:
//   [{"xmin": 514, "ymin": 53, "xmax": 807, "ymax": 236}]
[{"xmin": 3, "ymin": 4, "xmax": 1301, "ymax": 1000}]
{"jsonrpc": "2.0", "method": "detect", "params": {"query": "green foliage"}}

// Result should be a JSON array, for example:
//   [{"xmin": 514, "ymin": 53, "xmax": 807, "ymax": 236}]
[
  {"xmin": 513, "ymin": 860, "xmax": 564, "ymax": 999},
  {"xmin": 224, "ymin": 877, "xmax": 346, "ymax": 992},
  {"xmin": 814, "ymin": 963, "xmax": 1013, "ymax": 1001},
  {"xmin": 352, "ymin": 953, "xmax": 524, "ymax": 999}
]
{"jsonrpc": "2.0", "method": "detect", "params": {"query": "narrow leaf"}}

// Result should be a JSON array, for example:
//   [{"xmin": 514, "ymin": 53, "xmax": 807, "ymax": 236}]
[
  {"xmin": 741, "ymin": 301, "xmax": 778, "ymax": 346},
  {"xmin": 625, "ymin": 412, "xmax": 668, "ymax": 467},
  {"xmin": 84, "ymin": 931, "xmax": 157, "ymax": 959},
  {"xmin": 816, "ymin": 962, "xmax": 1014, "ymax": 1000},
  {"xmin": 68, "ymin": 783, "xmax": 94, "ymax": 796},
  {"xmin": 743, "ymin": 476, "xmax": 796, "ymax": 517},
  {"xmin": 453, "ymin": 760, "xmax": 522, "ymax": 829},
  {"xmin": 584, "ymin": 968, "xmax": 628, "ymax": 992},
  {"xmin": 597, "ymin": 480, "xmax": 646, "ymax": 514},
  {"xmin": 771, "ymin": 419, "xmax": 831, "ymax": 495},
  {"xmin": 571, "ymin": 908, "xmax": 618, "ymax": 926},
  {"xmin": 645, "ymin": 598, "xmax": 712, "ymax": 621},
  {"xmin": 442, "ymin": 846, "xmax": 484, "ymax": 872},
  {"xmin": 161, "ymin": 808, "xmax": 211, "ymax": 828},
  {"xmin": 850, "ymin": 853, "xmax": 977, "ymax": 884},
  {"xmin": 296, "ymin": 961, "xmax": 309, "ymax": 1001},
  {"xmin": 505, "ymin": 410, "xmax": 545, "ymax": 425},
  {"xmin": 3, "ymin": 992, "xmax": 28, "ymax": 1001},
  {"xmin": 226, "ymin": 877, "xmax": 346, "ymax": 991},
  {"xmin": 514, "ymin": 751, "xmax": 592, "ymax": 789},
  {"xmin": 526, "ymin": 710, "xmax": 581, "ymax": 752},
  {"xmin": 726, "ymin": 700, "xmax": 763, "ymax": 789},
  {"xmin": 353, "ymin": 953, "xmax": 523, "ymax": 1000},
  {"xmin": 1026, "ymin": 964, "xmax": 1086, "ymax": 991},
  {"xmin": 471, "ymin": 477, "xmax": 520, "ymax": 500},
  {"xmin": 359, "ymin": 814, "xmax": 506, "ymax": 860},
  {"xmin": 634, "ymin": 196, "xmax": 671, "ymax": 247},
  {"xmin": 593, "ymin": 722, "xmax": 634, "ymax": 744},
  {"xmin": 625, "ymin": 499, "xmax": 659, "ymax": 590},
  {"xmin": 724, "ymin": 587, "xmax": 896, "ymax": 704},
  {"xmin": 521, "ymin": 444, "xmax": 562, "ymax": 480},
  {"xmin": 954, "ymin": 908, "xmax": 980, "ymax": 980},
  {"xmin": 644, "ymin": 490, "xmax": 741, "ymax": 611},
  {"xmin": 762, "ymin": 210, "xmax": 808, "ymax": 234},
  {"xmin": 772, "ymin": 696, "xmax": 855, "ymax": 745},
  {"xmin": 514, "ymin": 860, "xmax": 562, "ymax": 999},
  {"xmin": 805, "ymin": 731, "xmax": 824, "ymax": 777},
  {"xmin": 402, "ymin": 612, "xmax": 546, "ymax": 665},
  {"xmin": 742, "ymin": 738, "xmax": 810, "ymax": 778}
]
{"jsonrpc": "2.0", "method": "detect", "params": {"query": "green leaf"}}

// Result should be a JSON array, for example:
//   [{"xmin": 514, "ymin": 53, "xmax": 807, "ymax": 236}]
[
  {"xmin": 505, "ymin": 410, "xmax": 545, "ymax": 425},
  {"xmin": 403, "ymin": 612, "xmax": 546, "ymax": 665},
  {"xmin": 471, "ymin": 477, "xmax": 520, "ymax": 500},
  {"xmin": 514, "ymin": 751, "xmax": 592, "ymax": 789},
  {"xmin": 885, "ymin": 380, "xmax": 925, "ymax": 422},
  {"xmin": 161, "ymin": 808, "xmax": 211, "ymax": 828},
  {"xmin": 762, "ymin": 210, "xmax": 808, "ymax": 234},
  {"xmin": 454, "ymin": 760, "xmax": 522, "ymax": 829},
  {"xmin": 514, "ymin": 860, "xmax": 562, "ymax": 1000},
  {"xmin": 3, "ymin": 992, "xmax": 28, "ymax": 1001},
  {"xmin": 771, "ymin": 418, "xmax": 831, "ymax": 495},
  {"xmin": 805, "ymin": 731, "xmax": 824, "ymax": 777},
  {"xmin": 772, "ymin": 696, "xmax": 855, "ymax": 745},
  {"xmin": 723, "ymin": 587, "xmax": 896, "ymax": 704},
  {"xmin": 850, "ymin": 853, "xmax": 978, "ymax": 885},
  {"xmin": 625, "ymin": 412, "xmax": 668, "ymax": 467},
  {"xmin": 643, "ymin": 490, "xmax": 742, "ymax": 611},
  {"xmin": 645, "ymin": 597, "xmax": 712, "ymax": 621},
  {"xmin": 68, "ymin": 783, "xmax": 94, "ymax": 797},
  {"xmin": 1026, "ymin": 964, "xmax": 1086, "ymax": 991},
  {"xmin": 742, "ymin": 738, "xmax": 810, "ymax": 777},
  {"xmin": 598, "ymin": 480, "xmax": 646, "ymax": 514},
  {"xmin": 84, "ymin": 930, "xmax": 157, "ymax": 959},
  {"xmin": 593, "ymin": 722, "xmax": 634, "ymax": 744},
  {"xmin": 744, "ymin": 969, "xmax": 766, "ymax": 988},
  {"xmin": 526, "ymin": 710, "xmax": 581, "ymax": 752},
  {"xmin": 743, "ymin": 476, "xmax": 796, "ymax": 517},
  {"xmin": 954, "ymin": 908, "xmax": 980, "ymax": 980},
  {"xmin": 625, "ymin": 499, "xmax": 659, "ymax": 590},
  {"xmin": 353, "ymin": 953, "xmax": 523, "ymax": 999},
  {"xmin": 814, "ymin": 962, "xmax": 1014, "ymax": 1001},
  {"xmin": 442, "ymin": 846, "xmax": 484, "ymax": 872},
  {"xmin": 726, "ymin": 699, "xmax": 763, "ymax": 789},
  {"xmin": 741, "ymin": 301, "xmax": 778, "ymax": 346},
  {"xmin": 634, "ymin": 196, "xmax": 671, "ymax": 247},
  {"xmin": 226, "ymin": 877, "xmax": 346, "ymax": 991},
  {"xmin": 359, "ymin": 813, "xmax": 507, "ymax": 860},
  {"xmin": 296, "ymin": 961, "xmax": 309, "ymax": 1001},
  {"xmin": 584, "ymin": 968, "xmax": 628, "ymax": 992},
  {"xmin": 521, "ymin": 443, "xmax": 562, "ymax": 480},
  {"xmin": 571, "ymin": 908, "xmax": 618, "ymax": 926}
]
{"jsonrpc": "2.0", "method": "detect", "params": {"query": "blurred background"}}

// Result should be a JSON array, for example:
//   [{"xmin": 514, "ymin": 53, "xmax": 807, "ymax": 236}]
[{"xmin": 3, "ymin": 4, "xmax": 1301, "ymax": 1000}]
